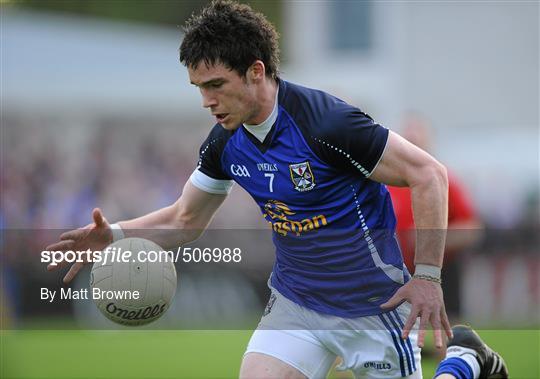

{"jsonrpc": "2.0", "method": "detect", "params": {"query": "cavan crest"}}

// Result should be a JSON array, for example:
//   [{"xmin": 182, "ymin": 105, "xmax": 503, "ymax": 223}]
[{"xmin": 289, "ymin": 161, "xmax": 316, "ymax": 192}]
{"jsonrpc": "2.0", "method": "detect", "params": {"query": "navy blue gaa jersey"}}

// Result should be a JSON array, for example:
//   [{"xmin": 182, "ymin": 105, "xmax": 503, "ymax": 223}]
[{"xmin": 191, "ymin": 79, "xmax": 409, "ymax": 318}]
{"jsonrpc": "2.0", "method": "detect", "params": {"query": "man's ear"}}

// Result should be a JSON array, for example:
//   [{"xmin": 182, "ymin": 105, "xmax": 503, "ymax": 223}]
[{"xmin": 248, "ymin": 60, "xmax": 266, "ymax": 82}]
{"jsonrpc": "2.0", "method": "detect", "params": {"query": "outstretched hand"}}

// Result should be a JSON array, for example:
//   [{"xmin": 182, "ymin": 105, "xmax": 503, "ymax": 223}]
[
  {"xmin": 45, "ymin": 208, "xmax": 113, "ymax": 284},
  {"xmin": 380, "ymin": 278, "xmax": 452, "ymax": 348}
]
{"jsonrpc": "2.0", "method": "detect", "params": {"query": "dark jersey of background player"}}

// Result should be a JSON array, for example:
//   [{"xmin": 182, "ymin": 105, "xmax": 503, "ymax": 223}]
[{"xmin": 191, "ymin": 79, "xmax": 410, "ymax": 317}]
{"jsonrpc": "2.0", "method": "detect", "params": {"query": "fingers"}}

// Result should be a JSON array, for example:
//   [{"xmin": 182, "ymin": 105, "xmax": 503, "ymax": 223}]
[
  {"xmin": 417, "ymin": 310, "xmax": 429, "ymax": 348},
  {"xmin": 45, "ymin": 240, "xmax": 75, "ymax": 272},
  {"xmin": 63, "ymin": 262, "xmax": 84, "ymax": 284},
  {"xmin": 380, "ymin": 291, "xmax": 404, "ymax": 310},
  {"xmin": 402, "ymin": 305, "xmax": 419, "ymax": 340},
  {"xmin": 433, "ymin": 328, "xmax": 443, "ymax": 349},
  {"xmin": 45, "ymin": 240, "xmax": 74, "ymax": 253},
  {"xmin": 441, "ymin": 307, "xmax": 453, "ymax": 339},
  {"xmin": 93, "ymin": 208, "xmax": 106, "ymax": 227},
  {"xmin": 47, "ymin": 210, "xmax": 101, "ymax": 283},
  {"xmin": 45, "ymin": 242, "xmax": 73, "ymax": 271},
  {"xmin": 60, "ymin": 229, "xmax": 86, "ymax": 241},
  {"xmin": 430, "ymin": 311, "xmax": 443, "ymax": 348}
]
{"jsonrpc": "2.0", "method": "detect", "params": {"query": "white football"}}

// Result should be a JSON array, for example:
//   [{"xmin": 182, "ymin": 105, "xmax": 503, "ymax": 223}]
[{"xmin": 90, "ymin": 238, "xmax": 177, "ymax": 326}]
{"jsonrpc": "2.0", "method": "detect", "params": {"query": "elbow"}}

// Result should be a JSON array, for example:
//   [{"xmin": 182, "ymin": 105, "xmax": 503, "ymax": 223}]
[
  {"xmin": 433, "ymin": 161, "xmax": 448, "ymax": 191},
  {"xmin": 430, "ymin": 161, "xmax": 448, "ymax": 197},
  {"xmin": 413, "ymin": 159, "xmax": 448, "ymax": 191},
  {"xmin": 175, "ymin": 204, "xmax": 195, "ymax": 228},
  {"xmin": 173, "ymin": 203, "xmax": 205, "ymax": 242}
]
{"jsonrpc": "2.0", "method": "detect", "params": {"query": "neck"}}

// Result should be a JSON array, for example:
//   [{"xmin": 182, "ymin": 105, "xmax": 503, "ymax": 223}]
[{"xmin": 247, "ymin": 78, "xmax": 278, "ymax": 125}]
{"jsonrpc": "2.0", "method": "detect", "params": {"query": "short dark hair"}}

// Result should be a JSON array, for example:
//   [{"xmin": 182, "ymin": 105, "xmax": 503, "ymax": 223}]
[{"xmin": 179, "ymin": 0, "xmax": 280, "ymax": 79}]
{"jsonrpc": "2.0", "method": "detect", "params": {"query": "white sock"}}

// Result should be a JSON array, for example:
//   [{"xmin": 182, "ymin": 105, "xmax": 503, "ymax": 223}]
[{"xmin": 445, "ymin": 346, "xmax": 481, "ymax": 379}]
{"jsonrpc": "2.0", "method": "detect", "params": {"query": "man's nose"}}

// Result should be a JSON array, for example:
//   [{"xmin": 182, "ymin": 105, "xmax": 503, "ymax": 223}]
[{"xmin": 201, "ymin": 89, "xmax": 218, "ymax": 108}]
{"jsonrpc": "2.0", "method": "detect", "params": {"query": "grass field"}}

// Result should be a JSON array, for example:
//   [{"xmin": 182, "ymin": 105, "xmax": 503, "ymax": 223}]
[{"xmin": 1, "ymin": 329, "xmax": 538, "ymax": 378}]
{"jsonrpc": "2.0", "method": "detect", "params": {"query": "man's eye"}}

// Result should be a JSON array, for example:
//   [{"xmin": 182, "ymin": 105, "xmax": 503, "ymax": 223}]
[{"xmin": 211, "ymin": 83, "xmax": 222, "ymax": 89}]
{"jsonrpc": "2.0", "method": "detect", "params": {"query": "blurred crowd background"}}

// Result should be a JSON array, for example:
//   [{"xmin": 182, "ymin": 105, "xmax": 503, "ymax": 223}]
[{"xmin": 1, "ymin": 1, "xmax": 538, "ymax": 329}]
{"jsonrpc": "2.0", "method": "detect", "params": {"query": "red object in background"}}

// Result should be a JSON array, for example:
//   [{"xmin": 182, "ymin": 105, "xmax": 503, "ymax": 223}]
[{"xmin": 388, "ymin": 171, "xmax": 477, "ymax": 274}]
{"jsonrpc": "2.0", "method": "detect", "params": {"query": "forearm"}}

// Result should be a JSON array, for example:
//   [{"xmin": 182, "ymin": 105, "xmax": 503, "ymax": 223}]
[
  {"xmin": 410, "ymin": 163, "xmax": 449, "ymax": 267},
  {"xmin": 112, "ymin": 181, "xmax": 227, "ymax": 250},
  {"xmin": 115, "ymin": 203, "xmax": 202, "ymax": 250}
]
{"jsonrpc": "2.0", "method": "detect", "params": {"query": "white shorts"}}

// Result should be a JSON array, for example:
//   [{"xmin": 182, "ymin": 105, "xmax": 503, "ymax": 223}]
[{"xmin": 245, "ymin": 287, "xmax": 422, "ymax": 379}]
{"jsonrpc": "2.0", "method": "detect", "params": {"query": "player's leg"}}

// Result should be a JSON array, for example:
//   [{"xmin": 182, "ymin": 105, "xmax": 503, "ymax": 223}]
[
  {"xmin": 433, "ymin": 325, "xmax": 508, "ymax": 379},
  {"xmin": 240, "ymin": 289, "xmax": 337, "ymax": 379},
  {"xmin": 240, "ymin": 352, "xmax": 308, "ymax": 379},
  {"xmin": 240, "ymin": 329, "xmax": 336, "ymax": 378}
]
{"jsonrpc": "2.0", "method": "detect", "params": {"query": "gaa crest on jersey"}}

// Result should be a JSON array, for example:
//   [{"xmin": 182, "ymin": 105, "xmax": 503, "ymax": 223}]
[{"xmin": 289, "ymin": 161, "xmax": 316, "ymax": 192}]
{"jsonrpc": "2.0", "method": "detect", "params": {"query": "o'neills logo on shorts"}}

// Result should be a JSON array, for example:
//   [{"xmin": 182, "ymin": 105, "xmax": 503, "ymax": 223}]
[
  {"xmin": 364, "ymin": 362, "xmax": 392, "ymax": 371},
  {"xmin": 106, "ymin": 302, "xmax": 167, "ymax": 321},
  {"xmin": 263, "ymin": 200, "xmax": 327, "ymax": 237}
]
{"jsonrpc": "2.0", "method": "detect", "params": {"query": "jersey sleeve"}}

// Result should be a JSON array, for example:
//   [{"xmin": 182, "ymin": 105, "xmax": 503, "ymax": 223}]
[
  {"xmin": 191, "ymin": 124, "xmax": 234, "ymax": 195},
  {"xmin": 313, "ymin": 104, "xmax": 389, "ymax": 177},
  {"xmin": 190, "ymin": 169, "xmax": 234, "ymax": 195}
]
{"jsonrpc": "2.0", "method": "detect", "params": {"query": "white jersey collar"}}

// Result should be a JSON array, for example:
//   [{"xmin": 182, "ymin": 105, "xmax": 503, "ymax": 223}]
[{"xmin": 243, "ymin": 87, "xmax": 279, "ymax": 143}]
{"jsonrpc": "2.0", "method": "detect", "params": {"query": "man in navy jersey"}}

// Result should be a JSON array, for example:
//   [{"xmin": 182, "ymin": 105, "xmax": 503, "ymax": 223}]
[{"xmin": 47, "ymin": 1, "xmax": 507, "ymax": 378}]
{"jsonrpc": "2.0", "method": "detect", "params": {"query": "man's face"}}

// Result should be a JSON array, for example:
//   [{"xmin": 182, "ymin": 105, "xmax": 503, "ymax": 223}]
[{"xmin": 188, "ymin": 62, "xmax": 260, "ymax": 130}]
